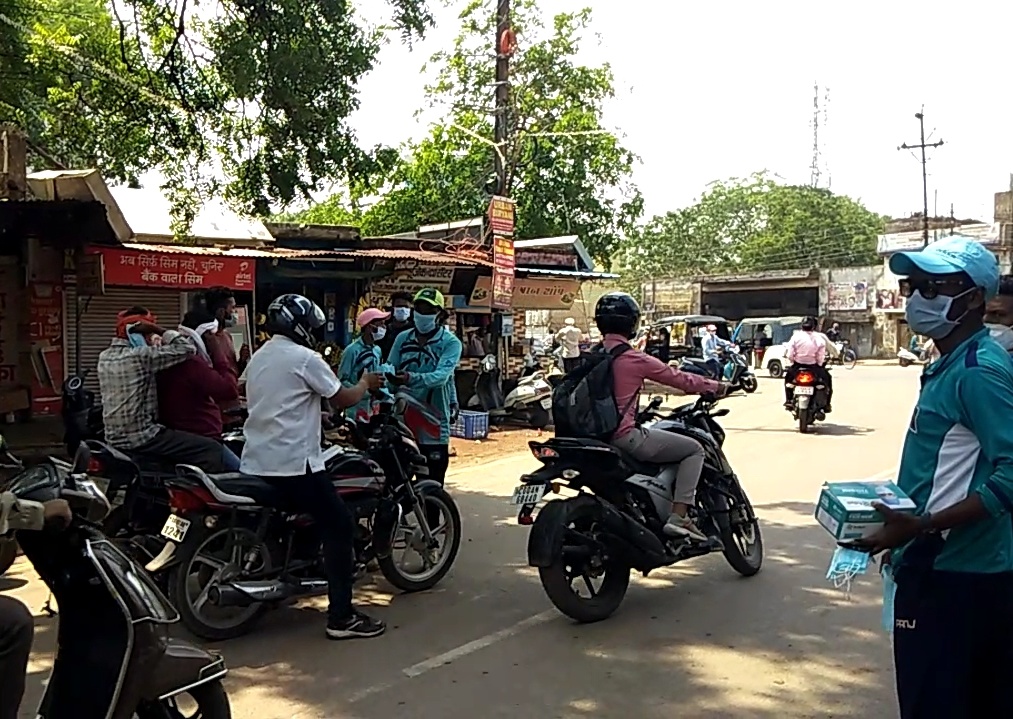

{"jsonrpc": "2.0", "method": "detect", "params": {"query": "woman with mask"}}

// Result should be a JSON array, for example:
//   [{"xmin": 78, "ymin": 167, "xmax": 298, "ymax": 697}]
[
  {"xmin": 379, "ymin": 291, "xmax": 414, "ymax": 362},
  {"xmin": 337, "ymin": 308, "xmax": 396, "ymax": 421}
]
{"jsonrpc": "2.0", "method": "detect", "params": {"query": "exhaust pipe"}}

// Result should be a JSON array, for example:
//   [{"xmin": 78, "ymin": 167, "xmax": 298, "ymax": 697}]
[
  {"xmin": 596, "ymin": 501, "xmax": 668, "ymax": 568},
  {"xmin": 208, "ymin": 578, "xmax": 329, "ymax": 607}
]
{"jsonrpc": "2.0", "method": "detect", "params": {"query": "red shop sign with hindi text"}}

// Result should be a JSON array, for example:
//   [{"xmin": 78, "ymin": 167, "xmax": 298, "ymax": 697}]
[{"xmin": 93, "ymin": 247, "xmax": 255, "ymax": 291}]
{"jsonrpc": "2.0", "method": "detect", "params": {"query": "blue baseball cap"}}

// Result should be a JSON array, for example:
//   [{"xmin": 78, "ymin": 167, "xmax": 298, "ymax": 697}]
[{"xmin": 888, "ymin": 235, "xmax": 1000, "ymax": 300}]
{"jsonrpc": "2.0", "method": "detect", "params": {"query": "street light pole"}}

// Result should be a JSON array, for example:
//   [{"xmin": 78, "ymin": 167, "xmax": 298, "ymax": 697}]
[{"xmin": 899, "ymin": 110, "xmax": 943, "ymax": 248}]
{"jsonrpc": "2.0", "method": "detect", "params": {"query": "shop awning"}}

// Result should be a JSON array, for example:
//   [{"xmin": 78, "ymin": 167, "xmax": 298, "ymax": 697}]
[
  {"xmin": 325, "ymin": 248, "xmax": 493, "ymax": 266},
  {"xmin": 515, "ymin": 267, "xmax": 619, "ymax": 280},
  {"xmin": 26, "ymin": 169, "xmax": 132, "ymax": 243}
]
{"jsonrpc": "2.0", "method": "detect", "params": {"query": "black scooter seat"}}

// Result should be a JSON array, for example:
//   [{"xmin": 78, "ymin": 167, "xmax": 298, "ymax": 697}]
[{"xmin": 205, "ymin": 473, "xmax": 280, "ymax": 505}]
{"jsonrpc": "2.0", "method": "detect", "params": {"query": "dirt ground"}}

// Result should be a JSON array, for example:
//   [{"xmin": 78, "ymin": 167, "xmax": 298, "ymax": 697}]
[{"xmin": 449, "ymin": 426, "xmax": 546, "ymax": 467}]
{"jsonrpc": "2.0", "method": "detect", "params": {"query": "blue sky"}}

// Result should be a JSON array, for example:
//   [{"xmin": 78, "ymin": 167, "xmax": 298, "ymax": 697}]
[{"xmin": 349, "ymin": 0, "xmax": 1013, "ymax": 223}]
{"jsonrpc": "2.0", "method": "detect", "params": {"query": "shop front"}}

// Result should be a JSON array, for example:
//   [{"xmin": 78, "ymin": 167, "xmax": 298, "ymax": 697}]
[{"xmin": 65, "ymin": 244, "xmax": 257, "ymax": 395}]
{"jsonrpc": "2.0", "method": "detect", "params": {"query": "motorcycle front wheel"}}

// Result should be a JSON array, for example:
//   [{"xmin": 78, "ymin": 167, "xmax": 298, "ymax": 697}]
[
  {"xmin": 712, "ymin": 485, "xmax": 763, "ymax": 577},
  {"xmin": 137, "ymin": 680, "xmax": 232, "ymax": 719},
  {"xmin": 379, "ymin": 487, "xmax": 462, "ymax": 592}
]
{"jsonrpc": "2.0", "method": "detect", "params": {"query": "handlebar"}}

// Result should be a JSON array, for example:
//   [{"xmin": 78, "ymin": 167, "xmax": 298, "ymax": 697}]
[{"xmin": 637, "ymin": 393, "xmax": 718, "ymax": 424}]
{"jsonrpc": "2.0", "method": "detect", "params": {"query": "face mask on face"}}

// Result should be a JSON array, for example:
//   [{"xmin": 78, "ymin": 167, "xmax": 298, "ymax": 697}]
[
  {"xmin": 220, "ymin": 311, "xmax": 238, "ymax": 328},
  {"xmin": 904, "ymin": 288, "xmax": 974, "ymax": 340},
  {"xmin": 413, "ymin": 313, "xmax": 438, "ymax": 334},
  {"xmin": 987, "ymin": 323, "xmax": 1013, "ymax": 350},
  {"xmin": 372, "ymin": 325, "xmax": 387, "ymax": 341},
  {"xmin": 393, "ymin": 307, "xmax": 411, "ymax": 323},
  {"xmin": 126, "ymin": 325, "xmax": 148, "ymax": 348}
]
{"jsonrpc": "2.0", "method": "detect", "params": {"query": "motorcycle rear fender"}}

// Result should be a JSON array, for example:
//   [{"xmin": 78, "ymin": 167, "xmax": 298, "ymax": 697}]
[
  {"xmin": 526, "ymin": 496, "xmax": 571, "ymax": 567},
  {"xmin": 796, "ymin": 396, "xmax": 810, "ymax": 409}
]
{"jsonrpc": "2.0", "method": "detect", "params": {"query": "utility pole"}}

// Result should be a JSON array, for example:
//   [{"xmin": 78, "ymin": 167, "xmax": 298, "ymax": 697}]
[
  {"xmin": 899, "ymin": 110, "xmax": 943, "ymax": 248},
  {"xmin": 493, "ymin": 0, "xmax": 512, "ymax": 197}
]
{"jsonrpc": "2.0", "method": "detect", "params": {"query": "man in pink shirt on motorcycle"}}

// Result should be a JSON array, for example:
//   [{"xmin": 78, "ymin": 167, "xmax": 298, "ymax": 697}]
[
  {"xmin": 784, "ymin": 315, "xmax": 833, "ymax": 412},
  {"xmin": 596, "ymin": 293, "xmax": 729, "ymax": 544}
]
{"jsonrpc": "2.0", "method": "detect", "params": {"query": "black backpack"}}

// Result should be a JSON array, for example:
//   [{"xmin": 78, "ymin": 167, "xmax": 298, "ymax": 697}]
[{"xmin": 551, "ymin": 343, "xmax": 633, "ymax": 440}]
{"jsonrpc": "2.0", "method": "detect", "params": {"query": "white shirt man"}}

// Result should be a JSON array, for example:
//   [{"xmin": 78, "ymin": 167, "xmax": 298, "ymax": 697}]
[
  {"xmin": 240, "ymin": 334, "xmax": 342, "ymax": 476},
  {"xmin": 555, "ymin": 318, "xmax": 583, "ymax": 359}
]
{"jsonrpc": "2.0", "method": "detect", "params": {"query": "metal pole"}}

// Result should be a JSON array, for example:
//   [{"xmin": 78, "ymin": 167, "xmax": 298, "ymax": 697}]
[
  {"xmin": 493, "ymin": 0, "xmax": 511, "ymax": 196},
  {"xmin": 918, "ymin": 112, "xmax": 929, "ymax": 246}
]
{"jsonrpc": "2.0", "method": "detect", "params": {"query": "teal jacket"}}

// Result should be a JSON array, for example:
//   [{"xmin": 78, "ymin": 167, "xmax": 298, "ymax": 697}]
[
  {"xmin": 388, "ymin": 326, "xmax": 462, "ymax": 444},
  {"xmin": 894, "ymin": 328, "xmax": 1013, "ymax": 574},
  {"xmin": 336, "ymin": 337, "xmax": 394, "ymax": 421}
]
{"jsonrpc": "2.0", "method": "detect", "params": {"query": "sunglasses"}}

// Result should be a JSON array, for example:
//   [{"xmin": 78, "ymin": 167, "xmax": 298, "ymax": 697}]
[{"xmin": 898, "ymin": 277, "xmax": 972, "ymax": 300}]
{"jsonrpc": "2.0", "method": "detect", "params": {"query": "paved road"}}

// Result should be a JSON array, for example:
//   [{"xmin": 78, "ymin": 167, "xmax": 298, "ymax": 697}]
[{"xmin": 9, "ymin": 364, "xmax": 918, "ymax": 718}]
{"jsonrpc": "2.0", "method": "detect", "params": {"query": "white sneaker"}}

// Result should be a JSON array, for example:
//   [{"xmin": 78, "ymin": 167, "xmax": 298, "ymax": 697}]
[{"xmin": 663, "ymin": 514, "xmax": 709, "ymax": 543}]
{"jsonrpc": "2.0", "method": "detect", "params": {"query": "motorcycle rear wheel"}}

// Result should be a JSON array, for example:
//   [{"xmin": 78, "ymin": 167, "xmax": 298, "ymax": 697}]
[
  {"xmin": 799, "ymin": 411, "xmax": 811, "ymax": 434},
  {"xmin": 537, "ymin": 500, "xmax": 630, "ymax": 623},
  {"xmin": 137, "ymin": 679, "xmax": 232, "ymax": 719}
]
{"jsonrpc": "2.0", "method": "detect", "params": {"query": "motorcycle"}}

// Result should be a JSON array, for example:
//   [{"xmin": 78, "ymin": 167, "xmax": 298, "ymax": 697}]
[
  {"xmin": 785, "ymin": 365, "xmax": 831, "ymax": 433},
  {"xmin": 0, "ymin": 432, "xmax": 23, "ymax": 574},
  {"xmin": 155, "ymin": 393, "xmax": 463, "ymax": 640},
  {"xmin": 61, "ymin": 372, "xmax": 104, "ymax": 455},
  {"xmin": 830, "ymin": 340, "xmax": 858, "ymax": 369},
  {"xmin": 5, "ymin": 444, "xmax": 232, "ymax": 719},
  {"xmin": 680, "ymin": 346, "xmax": 758, "ymax": 394},
  {"xmin": 510, "ymin": 394, "xmax": 762, "ymax": 623},
  {"xmin": 468, "ymin": 354, "xmax": 553, "ymax": 429}
]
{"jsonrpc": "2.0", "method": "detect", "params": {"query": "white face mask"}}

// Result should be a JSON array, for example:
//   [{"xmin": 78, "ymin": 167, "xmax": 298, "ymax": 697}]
[
  {"xmin": 372, "ymin": 325, "xmax": 387, "ymax": 341},
  {"xmin": 987, "ymin": 323, "xmax": 1013, "ymax": 350},
  {"xmin": 392, "ymin": 307, "xmax": 411, "ymax": 323}
]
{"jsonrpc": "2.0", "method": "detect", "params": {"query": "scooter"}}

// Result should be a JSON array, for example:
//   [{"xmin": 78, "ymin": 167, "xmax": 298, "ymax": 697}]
[
  {"xmin": 897, "ymin": 347, "xmax": 927, "ymax": 367},
  {"xmin": 680, "ymin": 346, "xmax": 757, "ymax": 393},
  {"xmin": 468, "ymin": 354, "xmax": 553, "ymax": 429},
  {"xmin": 5, "ymin": 443, "xmax": 232, "ymax": 719}
]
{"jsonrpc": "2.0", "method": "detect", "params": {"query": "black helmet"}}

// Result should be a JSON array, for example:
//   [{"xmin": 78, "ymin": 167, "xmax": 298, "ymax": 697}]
[
  {"xmin": 802, "ymin": 315, "xmax": 817, "ymax": 331},
  {"xmin": 594, "ymin": 292, "xmax": 641, "ymax": 339},
  {"xmin": 266, "ymin": 294, "xmax": 325, "ymax": 347}
]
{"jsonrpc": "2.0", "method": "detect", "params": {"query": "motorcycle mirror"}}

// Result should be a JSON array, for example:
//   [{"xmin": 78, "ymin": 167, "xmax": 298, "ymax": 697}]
[{"xmin": 649, "ymin": 395, "xmax": 664, "ymax": 408}]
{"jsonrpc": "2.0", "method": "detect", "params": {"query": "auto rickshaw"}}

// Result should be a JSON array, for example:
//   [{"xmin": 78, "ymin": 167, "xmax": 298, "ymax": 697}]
[{"xmin": 644, "ymin": 314, "xmax": 733, "ymax": 365}]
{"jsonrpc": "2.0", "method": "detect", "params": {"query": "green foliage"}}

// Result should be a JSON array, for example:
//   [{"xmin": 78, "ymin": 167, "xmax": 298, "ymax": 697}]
[
  {"xmin": 619, "ymin": 172, "xmax": 885, "ymax": 280},
  {"xmin": 298, "ymin": 0, "xmax": 643, "ymax": 266},
  {"xmin": 0, "ymin": 0, "xmax": 433, "ymax": 225}
]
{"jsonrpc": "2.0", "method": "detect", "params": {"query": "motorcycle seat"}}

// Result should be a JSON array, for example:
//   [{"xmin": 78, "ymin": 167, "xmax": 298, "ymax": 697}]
[
  {"xmin": 86, "ymin": 440, "xmax": 175, "ymax": 474},
  {"xmin": 205, "ymin": 473, "xmax": 280, "ymax": 506}
]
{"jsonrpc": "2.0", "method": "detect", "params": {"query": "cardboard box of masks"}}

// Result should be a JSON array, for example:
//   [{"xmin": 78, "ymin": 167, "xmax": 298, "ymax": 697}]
[{"xmin": 815, "ymin": 481, "xmax": 916, "ymax": 540}]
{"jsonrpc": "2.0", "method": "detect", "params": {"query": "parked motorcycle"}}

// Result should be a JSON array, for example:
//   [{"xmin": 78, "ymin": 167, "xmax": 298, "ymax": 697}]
[
  {"xmin": 786, "ymin": 365, "xmax": 831, "ymax": 433},
  {"xmin": 0, "ymin": 432, "xmax": 23, "ymax": 574},
  {"xmin": 6, "ymin": 444, "xmax": 232, "ymax": 719},
  {"xmin": 61, "ymin": 372, "xmax": 104, "ymax": 455},
  {"xmin": 468, "ymin": 354, "xmax": 553, "ymax": 429},
  {"xmin": 511, "ymin": 394, "xmax": 762, "ymax": 623},
  {"xmin": 156, "ymin": 393, "xmax": 463, "ymax": 640}
]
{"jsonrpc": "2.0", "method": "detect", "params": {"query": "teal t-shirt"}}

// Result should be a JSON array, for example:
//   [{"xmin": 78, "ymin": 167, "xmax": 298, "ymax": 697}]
[
  {"xmin": 895, "ymin": 327, "xmax": 1013, "ymax": 574},
  {"xmin": 388, "ymin": 326, "xmax": 462, "ymax": 444}
]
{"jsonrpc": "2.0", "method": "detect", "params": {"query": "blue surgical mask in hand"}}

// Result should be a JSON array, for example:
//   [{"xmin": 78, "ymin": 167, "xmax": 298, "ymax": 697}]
[
  {"xmin": 826, "ymin": 545, "xmax": 870, "ymax": 595},
  {"xmin": 881, "ymin": 564, "xmax": 897, "ymax": 633}
]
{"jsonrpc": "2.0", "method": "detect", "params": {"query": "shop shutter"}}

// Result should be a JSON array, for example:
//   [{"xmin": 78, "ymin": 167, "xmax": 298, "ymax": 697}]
[{"xmin": 64, "ymin": 284, "xmax": 183, "ymax": 397}]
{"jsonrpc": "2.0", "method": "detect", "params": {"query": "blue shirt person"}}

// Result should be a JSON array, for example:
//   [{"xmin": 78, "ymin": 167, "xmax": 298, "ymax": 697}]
[
  {"xmin": 701, "ymin": 324, "xmax": 733, "ymax": 378},
  {"xmin": 336, "ymin": 308, "xmax": 395, "ymax": 422},
  {"xmin": 388, "ymin": 288, "xmax": 462, "ymax": 488},
  {"xmin": 850, "ymin": 235, "xmax": 1013, "ymax": 718}
]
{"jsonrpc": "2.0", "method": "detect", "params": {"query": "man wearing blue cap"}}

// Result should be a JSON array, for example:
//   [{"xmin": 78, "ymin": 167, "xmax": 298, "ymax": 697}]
[{"xmin": 851, "ymin": 236, "xmax": 1013, "ymax": 717}]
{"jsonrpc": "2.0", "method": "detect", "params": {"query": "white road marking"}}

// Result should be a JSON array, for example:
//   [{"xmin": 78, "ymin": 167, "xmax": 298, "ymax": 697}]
[{"xmin": 401, "ymin": 609, "xmax": 557, "ymax": 678}]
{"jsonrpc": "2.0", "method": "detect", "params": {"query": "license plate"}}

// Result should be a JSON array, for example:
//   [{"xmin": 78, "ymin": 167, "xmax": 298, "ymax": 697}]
[
  {"xmin": 794, "ymin": 386, "xmax": 814, "ymax": 396},
  {"xmin": 540, "ymin": 397, "xmax": 552, "ymax": 410},
  {"xmin": 160, "ymin": 515, "xmax": 191, "ymax": 543},
  {"xmin": 510, "ymin": 483, "xmax": 548, "ymax": 506}
]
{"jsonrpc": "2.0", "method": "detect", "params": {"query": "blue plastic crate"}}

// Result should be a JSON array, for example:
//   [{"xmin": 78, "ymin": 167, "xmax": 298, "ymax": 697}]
[{"xmin": 452, "ymin": 410, "xmax": 489, "ymax": 440}]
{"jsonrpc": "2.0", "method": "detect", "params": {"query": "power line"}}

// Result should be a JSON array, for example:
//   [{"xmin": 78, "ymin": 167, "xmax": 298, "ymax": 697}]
[{"xmin": 898, "ymin": 108, "xmax": 944, "ymax": 248}]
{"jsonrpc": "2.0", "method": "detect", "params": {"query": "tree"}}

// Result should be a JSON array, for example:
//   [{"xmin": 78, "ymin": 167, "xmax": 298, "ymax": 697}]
[
  {"xmin": 0, "ymin": 0, "xmax": 433, "ymax": 224},
  {"xmin": 301, "ymin": 0, "xmax": 643, "ymax": 266},
  {"xmin": 619, "ymin": 172, "xmax": 885, "ymax": 281}
]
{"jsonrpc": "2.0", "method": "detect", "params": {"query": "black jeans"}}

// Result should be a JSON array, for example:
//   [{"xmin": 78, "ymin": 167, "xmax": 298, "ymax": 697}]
[
  {"xmin": 893, "ymin": 568, "xmax": 1013, "ymax": 718},
  {"xmin": 420, "ymin": 444, "xmax": 450, "ymax": 526},
  {"xmin": 133, "ymin": 427, "xmax": 226, "ymax": 473},
  {"xmin": 784, "ymin": 364, "xmax": 833, "ymax": 405},
  {"xmin": 0, "ymin": 596, "xmax": 33, "ymax": 719},
  {"xmin": 265, "ymin": 472, "xmax": 355, "ymax": 622}
]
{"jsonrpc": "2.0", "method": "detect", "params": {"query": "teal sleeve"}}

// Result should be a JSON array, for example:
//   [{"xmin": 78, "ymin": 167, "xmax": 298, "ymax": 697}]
[
  {"xmin": 959, "ymin": 365, "xmax": 1013, "ymax": 516},
  {"xmin": 336, "ymin": 343, "xmax": 357, "ymax": 388},
  {"xmin": 448, "ymin": 378, "xmax": 458, "ymax": 406},
  {"xmin": 388, "ymin": 333, "xmax": 405, "ymax": 370},
  {"xmin": 408, "ymin": 337, "xmax": 462, "ymax": 391}
]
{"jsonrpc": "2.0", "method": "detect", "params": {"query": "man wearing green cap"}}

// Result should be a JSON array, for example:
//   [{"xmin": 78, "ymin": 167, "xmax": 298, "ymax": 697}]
[
  {"xmin": 850, "ymin": 235, "xmax": 1013, "ymax": 717},
  {"xmin": 388, "ymin": 288, "xmax": 462, "ymax": 494}
]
